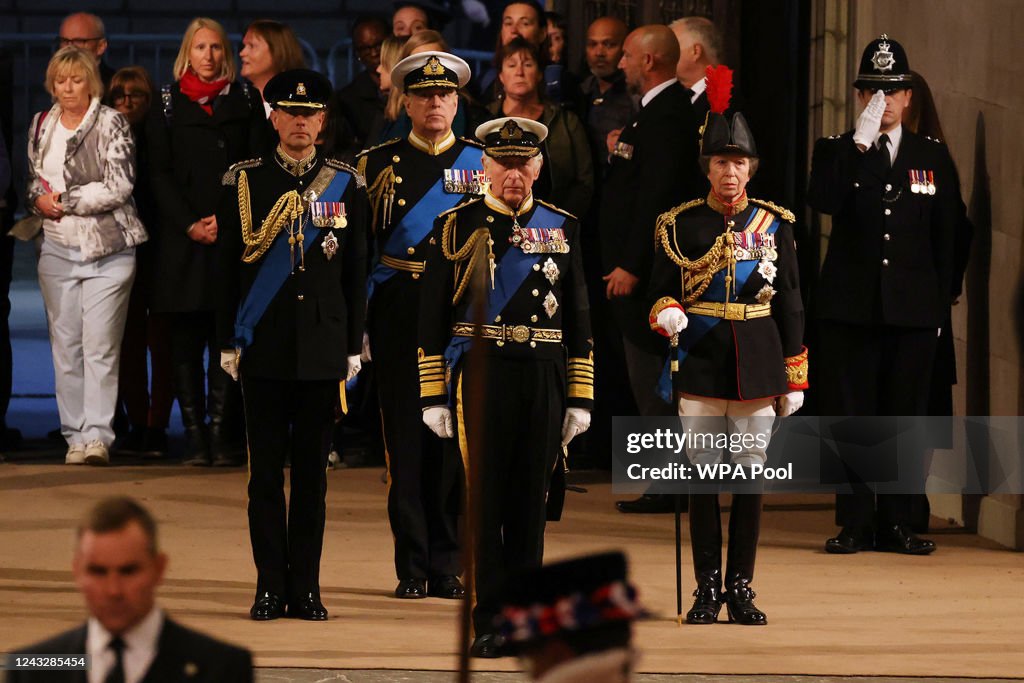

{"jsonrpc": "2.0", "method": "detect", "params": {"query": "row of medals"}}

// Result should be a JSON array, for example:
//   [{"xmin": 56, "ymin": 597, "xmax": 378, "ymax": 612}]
[{"xmin": 909, "ymin": 170, "xmax": 936, "ymax": 195}]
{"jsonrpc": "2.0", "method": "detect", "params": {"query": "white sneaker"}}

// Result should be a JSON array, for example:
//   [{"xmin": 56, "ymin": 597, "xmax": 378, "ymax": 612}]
[
  {"xmin": 84, "ymin": 440, "xmax": 110, "ymax": 466},
  {"xmin": 65, "ymin": 443, "xmax": 86, "ymax": 465}
]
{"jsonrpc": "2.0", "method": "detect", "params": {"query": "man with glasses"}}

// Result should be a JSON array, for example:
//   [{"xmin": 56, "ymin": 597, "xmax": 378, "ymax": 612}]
[
  {"xmin": 57, "ymin": 12, "xmax": 115, "ymax": 90},
  {"xmin": 330, "ymin": 15, "xmax": 389, "ymax": 149}
]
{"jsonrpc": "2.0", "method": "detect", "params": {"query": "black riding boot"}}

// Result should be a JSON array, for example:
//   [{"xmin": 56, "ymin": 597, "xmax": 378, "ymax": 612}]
[
  {"xmin": 173, "ymin": 357, "xmax": 209, "ymax": 466},
  {"xmin": 686, "ymin": 493, "xmax": 723, "ymax": 624},
  {"xmin": 209, "ymin": 366, "xmax": 243, "ymax": 466},
  {"xmin": 723, "ymin": 493, "xmax": 766, "ymax": 625}
]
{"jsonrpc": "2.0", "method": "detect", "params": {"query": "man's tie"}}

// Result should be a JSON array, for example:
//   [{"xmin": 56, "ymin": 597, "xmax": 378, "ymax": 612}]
[
  {"xmin": 105, "ymin": 637, "xmax": 125, "ymax": 683},
  {"xmin": 878, "ymin": 133, "xmax": 891, "ymax": 170}
]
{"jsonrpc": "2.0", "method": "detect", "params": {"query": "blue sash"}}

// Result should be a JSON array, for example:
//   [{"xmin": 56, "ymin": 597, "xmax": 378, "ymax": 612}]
[
  {"xmin": 367, "ymin": 144, "xmax": 484, "ymax": 300},
  {"xmin": 232, "ymin": 170, "xmax": 352, "ymax": 349},
  {"xmin": 443, "ymin": 203, "xmax": 566, "ymax": 400},
  {"xmin": 657, "ymin": 210, "xmax": 781, "ymax": 402}
]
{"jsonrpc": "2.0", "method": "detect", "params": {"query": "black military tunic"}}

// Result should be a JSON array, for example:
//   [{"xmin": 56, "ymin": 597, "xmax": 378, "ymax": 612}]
[
  {"xmin": 357, "ymin": 131, "xmax": 484, "ymax": 583},
  {"xmin": 417, "ymin": 192, "xmax": 594, "ymax": 635},
  {"xmin": 808, "ymin": 128, "xmax": 966, "ymax": 530},
  {"xmin": 217, "ymin": 148, "xmax": 368, "ymax": 602}
]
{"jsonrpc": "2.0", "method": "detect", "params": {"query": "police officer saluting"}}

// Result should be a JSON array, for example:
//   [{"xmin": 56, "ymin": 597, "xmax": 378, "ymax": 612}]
[
  {"xmin": 217, "ymin": 69, "xmax": 368, "ymax": 620},
  {"xmin": 357, "ymin": 51, "xmax": 482, "ymax": 601},
  {"xmin": 418, "ymin": 117, "xmax": 594, "ymax": 656},
  {"xmin": 808, "ymin": 36, "xmax": 967, "ymax": 555}
]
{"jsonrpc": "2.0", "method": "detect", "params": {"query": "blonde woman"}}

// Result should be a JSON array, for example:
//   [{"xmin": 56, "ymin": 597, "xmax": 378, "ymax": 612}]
[
  {"xmin": 146, "ymin": 17, "xmax": 268, "ymax": 466},
  {"xmin": 27, "ymin": 47, "xmax": 147, "ymax": 465}
]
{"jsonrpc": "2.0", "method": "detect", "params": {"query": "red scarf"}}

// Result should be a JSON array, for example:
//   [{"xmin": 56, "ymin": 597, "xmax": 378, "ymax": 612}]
[{"xmin": 179, "ymin": 70, "xmax": 229, "ymax": 115}]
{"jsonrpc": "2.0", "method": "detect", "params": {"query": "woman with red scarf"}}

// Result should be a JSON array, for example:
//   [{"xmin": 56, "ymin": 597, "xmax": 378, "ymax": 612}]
[{"xmin": 146, "ymin": 17, "xmax": 269, "ymax": 466}]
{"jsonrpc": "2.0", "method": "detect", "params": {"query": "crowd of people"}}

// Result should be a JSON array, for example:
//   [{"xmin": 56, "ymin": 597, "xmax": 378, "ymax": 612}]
[{"xmin": 1, "ymin": 0, "xmax": 970, "ymax": 670}]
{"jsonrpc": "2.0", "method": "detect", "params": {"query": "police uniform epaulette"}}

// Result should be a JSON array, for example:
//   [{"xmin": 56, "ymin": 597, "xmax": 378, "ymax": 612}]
[
  {"xmin": 458, "ymin": 137, "xmax": 484, "ymax": 148},
  {"xmin": 438, "ymin": 196, "xmax": 483, "ymax": 217},
  {"xmin": 222, "ymin": 158, "xmax": 263, "ymax": 186},
  {"xmin": 356, "ymin": 137, "xmax": 402, "ymax": 158},
  {"xmin": 924, "ymin": 135, "xmax": 944, "ymax": 144},
  {"xmin": 749, "ymin": 198, "xmax": 795, "ymax": 223},
  {"xmin": 324, "ymin": 157, "xmax": 366, "ymax": 187},
  {"xmin": 535, "ymin": 199, "xmax": 576, "ymax": 221}
]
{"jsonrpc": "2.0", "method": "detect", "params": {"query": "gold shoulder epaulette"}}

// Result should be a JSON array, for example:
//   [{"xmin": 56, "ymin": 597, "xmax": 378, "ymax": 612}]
[
  {"xmin": 356, "ymin": 137, "xmax": 401, "ymax": 158},
  {"xmin": 222, "ymin": 158, "xmax": 263, "ymax": 186},
  {"xmin": 458, "ymin": 137, "xmax": 484, "ymax": 149},
  {"xmin": 536, "ymin": 199, "xmax": 577, "ymax": 221},
  {"xmin": 438, "ymin": 196, "xmax": 482, "ymax": 217},
  {"xmin": 749, "ymin": 198, "xmax": 795, "ymax": 223},
  {"xmin": 325, "ymin": 157, "xmax": 365, "ymax": 187},
  {"xmin": 668, "ymin": 198, "xmax": 704, "ymax": 216},
  {"xmin": 654, "ymin": 199, "xmax": 705, "ymax": 266}
]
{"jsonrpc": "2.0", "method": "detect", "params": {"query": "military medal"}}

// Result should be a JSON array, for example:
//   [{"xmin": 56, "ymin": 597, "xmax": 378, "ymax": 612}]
[
  {"xmin": 311, "ymin": 201, "xmax": 347, "ymax": 228},
  {"xmin": 909, "ymin": 170, "xmax": 920, "ymax": 193},
  {"xmin": 542, "ymin": 257, "xmax": 560, "ymax": 285},
  {"xmin": 443, "ymin": 169, "xmax": 455, "ymax": 193},
  {"xmin": 612, "ymin": 141, "xmax": 634, "ymax": 160},
  {"xmin": 927, "ymin": 170, "xmax": 936, "ymax": 195},
  {"xmin": 322, "ymin": 231, "xmax": 339, "ymax": 260}
]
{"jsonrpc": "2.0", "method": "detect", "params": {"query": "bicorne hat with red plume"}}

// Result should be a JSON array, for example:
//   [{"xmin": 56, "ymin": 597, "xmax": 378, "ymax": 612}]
[{"xmin": 699, "ymin": 64, "xmax": 757, "ymax": 158}]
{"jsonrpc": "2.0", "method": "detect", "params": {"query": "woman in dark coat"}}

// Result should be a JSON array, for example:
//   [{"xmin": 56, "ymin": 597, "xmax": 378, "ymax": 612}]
[{"xmin": 147, "ymin": 17, "xmax": 268, "ymax": 465}]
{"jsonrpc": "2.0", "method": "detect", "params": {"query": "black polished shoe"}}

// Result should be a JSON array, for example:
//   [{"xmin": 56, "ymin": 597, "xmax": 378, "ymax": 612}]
[
  {"xmin": 250, "ymin": 591, "xmax": 286, "ymax": 621},
  {"xmin": 288, "ymin": 593, "xmax": 328, "ymax": 620},
  {"xmin": 470, "ymin": 634, "xmax": 501, "ymax": 658},
  {"xmin": 142, "ymin": 427, "xmax": 168, "ymax": 457},
  {"xmin": 428, "ymin": 575, "xmax": 465, "ymax": 599},
  {"xmin": 395, "ymin": 578, "xmax": 427, "ymax": 599},
  {"xmin": 211, "ymin": 450, "xmax": 245, "ymax": 467},
  {"xmin": 875, "ymin": 525, "xmax": 936, "ymax": 555},
  {"xmin": 183, "ymin": 450, "xmax": 212, "ymax": 466},
  {"xmin": 685, "ymin": 584, "xmax": 723, "ymax": 624},
  {"xmin": 615, "ymin": 494, "xmax": 685, "ymax": 514},
  {"xmin": 825, "ymin": 527, "xmax": 872, "ymax": 554},
  {"xmin": 723, "ymin": 581, "xmax": 766, "ymax": 625}
]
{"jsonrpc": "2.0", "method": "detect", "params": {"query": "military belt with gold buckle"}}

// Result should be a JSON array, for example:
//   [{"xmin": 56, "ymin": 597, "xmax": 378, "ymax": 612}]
[
  {"xmin": 686, "ymin": 301, "xmax": 771, "ymax": 321},
  {"xmin": 380, "ymin": 254, "xmax": 425, "ymax": 273},
  {"xmin": 451, "ymin": 323, "xmax": 563, "ymax": 344}
]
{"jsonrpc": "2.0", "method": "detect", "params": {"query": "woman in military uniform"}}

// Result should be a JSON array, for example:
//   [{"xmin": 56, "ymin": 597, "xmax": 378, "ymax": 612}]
[{"xmin": 648, "ymin": 70, "xmax": 807, "ymax": 625}]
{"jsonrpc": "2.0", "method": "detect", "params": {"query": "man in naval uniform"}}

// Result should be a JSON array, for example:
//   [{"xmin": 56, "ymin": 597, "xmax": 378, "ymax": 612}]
[
  {"xmin": 357, "ymin": 51, "xmax": 482, "ymax": 601},
  {"xmin": 808, "ymin": 35, "xmax": 967, "ymax": 555},
  {"xmin": 417, "ymin": 117, "xmax": 594, "ymax": 657},
  {"xmin": 217, "ymin": 69, "xmax": 367, "ymax": 621}
]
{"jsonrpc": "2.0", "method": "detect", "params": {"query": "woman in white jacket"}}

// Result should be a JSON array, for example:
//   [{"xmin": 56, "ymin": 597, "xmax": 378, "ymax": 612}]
[{"xmin": 27, "ymin": 46, "xmax": 147, "ymax": 465}]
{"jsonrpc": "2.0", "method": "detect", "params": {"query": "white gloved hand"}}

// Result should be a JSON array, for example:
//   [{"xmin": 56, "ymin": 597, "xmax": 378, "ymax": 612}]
[
  {"xmin": 657, "ymin": 307, "xmax": 688, "ymax": 335},
  {"xmin": 423, "ymin": 406, "xmax": 454, "ymax": 438},
  {"xmin": 346, "ymin": 355, "xmax": 362, "ymax": 381},
  {"xmin": 360, "ymin": 332, "xmax": 372, "ymax": 362},
  {"xmin": 853, "ymin": 90, "xmax": 886, "ymax": 150},
  {"xmin": 220, "ymin": 349, "xmax": 239, "ymax": 382},
  {"xmin": 561, "ymin": 408, "xmax": 592, "ymax": 448},
  {"xmin": 775, "ymin": 391, "xmax": 804, "ymax": 417}
]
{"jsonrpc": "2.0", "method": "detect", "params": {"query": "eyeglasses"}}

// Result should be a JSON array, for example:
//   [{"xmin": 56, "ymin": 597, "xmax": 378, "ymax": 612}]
[
  {"xmin": 57, "ymin": 36, "xmax": 104, "ymax": 49},
  {"xmin": 110, "ymin": 91, "xmax": 150, "ymax": 105}
]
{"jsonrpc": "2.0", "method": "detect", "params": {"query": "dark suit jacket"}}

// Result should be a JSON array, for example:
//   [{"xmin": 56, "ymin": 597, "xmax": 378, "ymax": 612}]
[
  {"xmin": 598, "ymin": 81, "xmax": 703, "ymax": 350},
  {"xmin": 6, "ymin": 616, "xmax": 252, "ymax": 682}
]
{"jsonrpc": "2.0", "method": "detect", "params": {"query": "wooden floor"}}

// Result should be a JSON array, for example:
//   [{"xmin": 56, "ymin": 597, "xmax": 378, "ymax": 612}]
[{"xmin": 0, "ymin": 464, "xmax": 1021, "ymax": 678}]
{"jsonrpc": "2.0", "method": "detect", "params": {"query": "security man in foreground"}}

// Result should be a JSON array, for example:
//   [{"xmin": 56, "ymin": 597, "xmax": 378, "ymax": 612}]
[
  {"xmin": 417, "ymin": 117, "xmax": 594, "ymax": 657},
  {"xmin": 217, "ymin": 69, "xmax": 367, "ymax": 621},
  {"xmin": 357, "ymin": 51, "xmax": 483, "ymax": 601}
]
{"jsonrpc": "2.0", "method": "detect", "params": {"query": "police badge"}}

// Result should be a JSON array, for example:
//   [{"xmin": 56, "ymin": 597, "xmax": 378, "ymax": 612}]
[{"xmin": 871, "ymin": 35, "xmax": 895, "ymax": 72}]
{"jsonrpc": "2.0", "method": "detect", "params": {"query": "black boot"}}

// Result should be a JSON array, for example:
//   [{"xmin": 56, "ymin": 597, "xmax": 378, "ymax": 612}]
[
  {"xmin": 687, "ymin": 494, "xmax": 724, "ymax": 624},
  {"xmin": 723, "ymin": 493, "xmax": 766, "ymax": 625},
  {"xmin": 172, "ymin": 356, "xmax": 209, "ymax": 466},
  {"xmin": 209, "ymin": 368, "xmax": 243, "ymax": 467}
]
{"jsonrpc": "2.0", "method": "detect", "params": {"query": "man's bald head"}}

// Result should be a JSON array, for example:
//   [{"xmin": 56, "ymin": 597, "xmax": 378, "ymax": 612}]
[
  {"xmin": 585, "ymin": 16, "xmax": 629, "ymax": 79},
  {"xmin": 619, "ymin": 25, "xmax": 680, "ymax": 96},
  {"xmin": 58, "ymin": 12, "xmax": 107, "ymax": 59}
]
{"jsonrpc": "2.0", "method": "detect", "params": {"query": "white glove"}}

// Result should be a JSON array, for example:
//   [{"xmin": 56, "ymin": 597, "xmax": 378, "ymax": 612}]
[
  {"xmin": 423, "ymin": 406, "xmax": 454, "ymax": 438},
  {"xmin": 775, "ymin": 391, "xmax": 804, "ymax": 417},
  {"xmin": 346, "ymin": 355, "xmax": 362, "ymax": 381},
  {"xmin": 220, "ymin": 349, "xmax": 239, "ymax": 382},
  {"xmin": 560, "ymin": 408, "xmax": 592, "ymax": 448},
  {"xmin": 657, "ymin": 307, "xmax": 688, "ymax": 335},
  {"xmin": 853, "ymin": 90, "xmax": 886, "ymax": 150},
  {"xmin": 360, "ymin": 332, "xmax": 372, "ymax": 362}
]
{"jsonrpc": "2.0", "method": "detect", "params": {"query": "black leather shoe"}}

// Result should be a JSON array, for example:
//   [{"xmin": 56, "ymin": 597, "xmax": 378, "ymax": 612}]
[
  {"xmin": 615, "ymin": 494, "xmax": 685, "ymax": 514},
  {"xmin": 183, "ymin": 450, "xmax": 212, "ymax": 466},
  {"xmin": 143, "ymin": 428, "xmax": 168, "ymax": 457},
  {"xmin": 470, "ymin": 634, "xmax": 501, "ymax": 658},
  {"xmin": 288, "ymin": 593, "xmax": 328, "ymax": 620},
  {"xmin": 825, "ymin": 527, "xmax": 872, "ymax": 554},
  {"xmin": 723, "ymin": 581, "xmax": 766, "ymax": 625},
  {"xmin": 250, "ymin": 591, "xmax": 286, "ymax": 621},
  {"xmin": 212, "ymin": 450, "xmax": 245, "ymax": 467},
  {"xmin": 395, "ymin": 578, "xmax": 427, "ymax": 599},
  {"xmin": 875, "ymin": 525, "xmax": 936, "ymax": 555},
  {"xmin": 428, "ymin": 575, "xmax": 465, "ymax": 599},
  {"xmin": 686, "ymin": 585, "xmax": 723, "ymax": 624}
]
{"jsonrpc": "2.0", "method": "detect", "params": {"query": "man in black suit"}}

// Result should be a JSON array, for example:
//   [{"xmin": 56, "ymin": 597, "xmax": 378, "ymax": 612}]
[
  {"xmin": 218, "ymin": 70, "xmax": 368, "ymax": 620},
  {"xmin": 808, "ymin": 35, "xmax": 967, "ymax": 555},
  {"xmin": 7, "ymin": 497, "xmax": 252, "ymax": 682},
  {"xmin": 669, "ymin": 16, "xmax": 722, "ymax": 125}
]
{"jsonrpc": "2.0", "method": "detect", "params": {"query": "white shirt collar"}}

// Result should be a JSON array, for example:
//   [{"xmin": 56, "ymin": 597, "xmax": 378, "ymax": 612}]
[
  {"xmin": 689, "ymin": 76, "xmax": 707, "ymax": 104},
  {"xmin": 86, "ymin": 607, "xmax": 163, "ymax": 683},
  {"xmin": 875, "ymin": 123, "xmax": 903, "ymax": 160},
  {"xmin": 641, "ymin": 78, "xmax": 677, "ymax": 108}
]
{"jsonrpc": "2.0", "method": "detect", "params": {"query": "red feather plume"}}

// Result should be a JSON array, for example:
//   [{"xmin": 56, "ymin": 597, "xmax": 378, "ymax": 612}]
[{"xmin": 705, "ymin": 64, "xmax": 734, "ymax": 114}]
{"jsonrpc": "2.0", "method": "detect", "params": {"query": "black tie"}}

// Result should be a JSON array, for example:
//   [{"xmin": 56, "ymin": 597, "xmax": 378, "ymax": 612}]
[
  {"xmin": 105, "ymin": 637, "xmax": 125, "ymax": 683},
  {"xmin": 878, "ymin": 133, "xmax": 891, "ymax": 170}
]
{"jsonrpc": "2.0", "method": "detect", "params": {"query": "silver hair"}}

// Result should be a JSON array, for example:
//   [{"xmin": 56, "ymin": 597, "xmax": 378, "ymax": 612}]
[{"xmin": 670, "ymin": 16, "xmax": 720, "ymax": 64}]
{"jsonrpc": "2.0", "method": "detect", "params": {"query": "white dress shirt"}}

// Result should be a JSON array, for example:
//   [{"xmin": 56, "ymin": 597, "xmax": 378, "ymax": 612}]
[
  {"xmin": 86, "ymin": 607, "xmax": 163, "ymax": 683},
  {"xmin": 641, "ymin": 78, "xmax": 678, "ymax": 108},
  {"xmin": 689, "ymin": 75, "xmax": 707, "ymax": 104}
]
